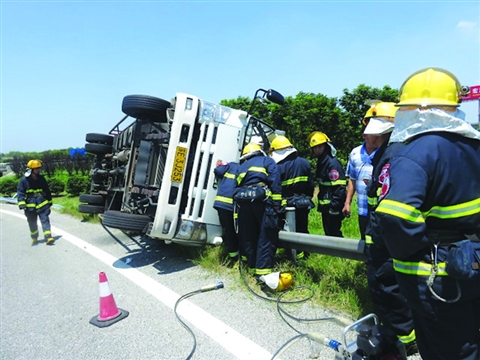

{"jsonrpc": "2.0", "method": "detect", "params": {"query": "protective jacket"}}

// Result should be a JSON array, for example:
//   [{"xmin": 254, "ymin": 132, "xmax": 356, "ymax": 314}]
[
  {"xmin": 17, "ymin": 174, "xmax": 52, "ymax": 212},
  {"xmin": 375, "ymin": 132, "xmax": 480, "ymax": 360},
  {"xmin": 213, "ymin": 162, "xmax": 239, "ymax": 212},
  {"xmin": 375, "ymin": 132, "xmax": 480, "ymax": 283},
  {"xmin": 315, "ymin": 151, "xmax": 347, "ymax": 214},
  {"xmin": 236, "ymin": 154, "xmax": 282, "ymax": 206},
  {"xmin": 277, "ymin": 153, "xmax": 314, "ymax": 199}
]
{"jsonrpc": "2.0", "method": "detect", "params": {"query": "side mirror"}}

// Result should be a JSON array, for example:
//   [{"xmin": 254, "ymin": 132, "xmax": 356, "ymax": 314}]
[{"xmin": 266, "ymin": 89, "xmax": 285, "ymax": 105}]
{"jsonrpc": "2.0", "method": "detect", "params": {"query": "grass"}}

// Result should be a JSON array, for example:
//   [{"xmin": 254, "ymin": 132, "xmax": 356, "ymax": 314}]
[{"xmin": 53, "ymin": 194, "xmax": 101, "ymax": 223}]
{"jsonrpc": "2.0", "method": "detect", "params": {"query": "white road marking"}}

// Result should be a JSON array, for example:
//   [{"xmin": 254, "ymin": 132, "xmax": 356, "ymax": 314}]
[{"xmin": 1, "ymin": 208, "xmax": 272, "ymax": 360}]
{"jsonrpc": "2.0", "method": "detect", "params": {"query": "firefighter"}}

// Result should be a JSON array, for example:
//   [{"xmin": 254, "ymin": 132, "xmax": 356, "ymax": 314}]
[
  {"xmin": 375, "ymin": 68, "xmax": 480, "ymax": 360},
  {"xmin": 17, "ymin": 159, "xmax": 55, "ymax": 245},
  {"xmin": 362, "ymin": 102, "xmax": 417, "ymax": 355},
  {"xmin": 307, "ymin": 131, "xmax": 347, "ymax": 237},
  {"xmin": 213, "ymin": 159, "xmax": 240, "ymax": 266},
  {"xmin": 235, "ymin": 143, "xmax": 282, "ymax": 280},
  {"xmin": 269, "ymin": 135, "xmax": 314, "ymax": 261}
]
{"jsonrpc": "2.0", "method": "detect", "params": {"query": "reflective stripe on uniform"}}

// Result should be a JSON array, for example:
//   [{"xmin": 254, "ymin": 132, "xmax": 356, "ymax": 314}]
[
  {"xmin": 319, "ymin": 179, "xmax": 347, "ymax": 186},
  {"xmin": 214, "ymin": 195, "xmax": 233, "ymax": 204},
  {"xmin": 237, "ymin": 166, "xmax": 268, "ymax": 185},
  {"xmin": 393, "ymin": 259, "xmax": 448, "ymax": 276},
  {"xmin": 425, "ymin": 197, "xmax": 480, "ymax": 219},
  {"xmin": 376, "ymin": 199, "xmax": 425, "ymax": 223},
  {"xmin": 398, "ymin": 329, "xmax": 416, "ymax": 344},
  {"xmin": 281, "ymin": 176, "xmax": 309, "ymax": 187}
]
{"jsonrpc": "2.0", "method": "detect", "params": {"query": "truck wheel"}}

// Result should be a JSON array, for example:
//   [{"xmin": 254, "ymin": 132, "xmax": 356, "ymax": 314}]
[
  {"xmin": 122, "ymin": 95, "xmax": 170, "ymax": 123},
  {"xmin": 86, "ymin": 133, "xmax": 114, "ymax": 145},
  {"xmin": 78, "ymin": 204, "xmax": 104, "ymax": 214},
  {"xmin": 102, "ymin": 210, "xmax": 151, "ymax": 232},
  {"xmin": 79, "ymin": 194, "xmax": 105, "ymax": 205},
  {"xmin": 85, "ymin": 143, "xmax": 112, "ymax": 154}
]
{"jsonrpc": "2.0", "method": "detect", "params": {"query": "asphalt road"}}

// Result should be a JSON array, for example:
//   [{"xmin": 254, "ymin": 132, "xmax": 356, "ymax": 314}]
[{"xmin": 0, "ymin": 204, "xmax": 422, "ymax": 360}]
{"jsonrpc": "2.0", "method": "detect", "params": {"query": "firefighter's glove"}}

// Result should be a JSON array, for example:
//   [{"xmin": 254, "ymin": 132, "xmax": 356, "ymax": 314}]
[{"xmin": 19, "ymin": 204, "xmax": 26, "ymax": 210}]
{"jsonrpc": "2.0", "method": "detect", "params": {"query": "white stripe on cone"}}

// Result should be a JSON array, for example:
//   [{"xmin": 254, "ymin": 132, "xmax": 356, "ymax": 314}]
[{"xmin": 98, "ymin": 272, "xmax": 120, "ymax": 321}]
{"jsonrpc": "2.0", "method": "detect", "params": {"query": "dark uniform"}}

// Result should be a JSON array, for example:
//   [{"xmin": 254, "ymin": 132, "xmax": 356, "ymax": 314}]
[
  {"xmin": 315, "ymin": 149, "xmax": 347, "ymax": 237},
  {"xmin": 213, "ymin": 162, "xmax": 240, "ymax": 262},
  {"xmin": 375, "ymin": 132, "xmax": 480, "ymax": 360},
  {"xmin": 235, "ymin": 153, "xmax": 282, "ymax": 276},
  {"xmin": 365, "ymin": 141, "xmax": 416, "ymax": 350},
  {"xmin": 277, "ymin": 152, "xmax": 314, "ymax": 260},
  {"xmin": 17, "ymin": 173, "xmax": 53, "ymax": 243}
]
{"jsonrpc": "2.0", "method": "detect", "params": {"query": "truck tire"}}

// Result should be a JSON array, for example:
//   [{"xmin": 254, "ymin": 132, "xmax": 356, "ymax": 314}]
[
  {"xmin": 86, "ymin": 133, "xmax": 114, "ymax": 145},
  {"xmin": 85, "ymin": 143, "xmax": 112, "ymax": 154},
  {"xmin": 79, "ymin": 194, "xmax": 105, "ymax": 205},
  {"xmin": 122, "ymin": 95, "xmax": 170, "ymax": 123},
  {"xmin": 102, "ymin": 210, "xmax": 151, "ymax": 232},
  {"xmin": 78, "ymin": 204, "xmax": 105, "ymax": 214}
]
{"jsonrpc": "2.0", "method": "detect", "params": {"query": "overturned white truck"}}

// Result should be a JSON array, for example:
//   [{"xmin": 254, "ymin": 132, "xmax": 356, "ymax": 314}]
[{"xmin": 79, "ymin": 89, "xmax": 285, "ymax": 246}]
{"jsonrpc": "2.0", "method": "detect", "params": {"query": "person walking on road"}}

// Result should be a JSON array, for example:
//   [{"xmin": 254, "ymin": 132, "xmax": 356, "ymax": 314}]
[
  {"xmin": 17, "ymin": 159, "xmax": 55, "ymax": 245},
  {"xmin": 375, "ymin": 68, "xmax": 480, "ymax": 360},
  {"xmin": 307, "ymin": 131, "xmax": 346, "ymax": 237}
]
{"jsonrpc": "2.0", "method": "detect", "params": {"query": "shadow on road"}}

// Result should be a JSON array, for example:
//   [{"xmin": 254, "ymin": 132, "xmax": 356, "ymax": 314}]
[{"xmin": 102, "ymin": 224, "xmax": 198, "ymax": 275}]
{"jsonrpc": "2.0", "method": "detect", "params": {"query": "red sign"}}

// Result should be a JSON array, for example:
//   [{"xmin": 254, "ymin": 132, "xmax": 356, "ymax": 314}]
[{"xmin": 462, "ymin": 85, "xmax": 480, "ymax": 102}]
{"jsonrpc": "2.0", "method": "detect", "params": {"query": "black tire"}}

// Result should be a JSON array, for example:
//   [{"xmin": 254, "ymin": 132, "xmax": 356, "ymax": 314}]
[
  {"xmin": 86, "ymin": 133, "xmax": 114, "ymax": 145},
  {"xmin": 79, "ymin": 194, "xmax": 105, "ymax": 205},
  {"xmin": 85, "ymin": 143, "xmax": 112, "ymax": 154},
  {"xmin": 122, "ymin": 95, "xmax": 170, "ymax": 123},
  {"xmin": 78, "ymin": 204, "xmax": 105, "ymax": 214},
  {"xmin": 102, "ymin": 210, "xmax": 151, "ymax": 232}
]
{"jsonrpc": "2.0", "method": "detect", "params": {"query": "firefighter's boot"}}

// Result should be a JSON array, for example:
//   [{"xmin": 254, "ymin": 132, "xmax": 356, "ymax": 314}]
[
  {"xmin": 46, "ymin": 237, "xmax": 55, "ymax": 245},
  {"xmin": 31, "ymin": 237, "xmax": 38, "ymax": 245}
]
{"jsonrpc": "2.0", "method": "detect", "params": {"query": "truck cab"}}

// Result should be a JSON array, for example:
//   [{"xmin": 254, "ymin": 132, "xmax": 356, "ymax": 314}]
[{"xmin": 79, "ymin": 89, "xmax": 284, "ymax": 246}]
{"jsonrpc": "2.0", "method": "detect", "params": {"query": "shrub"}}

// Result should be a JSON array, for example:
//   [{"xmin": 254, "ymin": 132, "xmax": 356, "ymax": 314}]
[
  {"xmin": 48, "ymin": 178, "xmax": 65, "ymax": 195},
  {"xmin": 0, "ymin": 178, "xmax": 18, "ymax": 196},
  {"xmin": 66, "ymin": 176, "xmax": 89, "ymax": 196}
]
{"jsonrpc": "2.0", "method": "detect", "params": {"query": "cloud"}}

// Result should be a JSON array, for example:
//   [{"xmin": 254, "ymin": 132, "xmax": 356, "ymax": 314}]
[{"xmin": 457, "ymin": 21, "xmax": 477, "ymax": 29}]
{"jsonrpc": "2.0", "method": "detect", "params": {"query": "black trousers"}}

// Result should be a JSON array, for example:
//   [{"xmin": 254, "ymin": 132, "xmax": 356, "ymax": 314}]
[
  {"xmin": 365, "ymin": 244, "xmax": 415, "ymax": 344},
  {"xmin": 321, "ymin": 211, "xmax": 344, "ymax": 237},
  {"xmin": 217, "ymin": 208, "xmax": 239, "ymax": 257},
  {"xmin": 237, "ymin": 200, "xmax": 278, "ymax": 273}
]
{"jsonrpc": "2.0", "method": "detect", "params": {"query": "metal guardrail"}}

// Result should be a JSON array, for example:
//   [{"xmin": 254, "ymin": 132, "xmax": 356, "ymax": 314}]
[
  {"xmin": 278, "ymin": 231, "xmax": 366, "ymax": 262},
  {"xmin": 277, "ymin": 207, "xmax": 367, "ymax": 262}
]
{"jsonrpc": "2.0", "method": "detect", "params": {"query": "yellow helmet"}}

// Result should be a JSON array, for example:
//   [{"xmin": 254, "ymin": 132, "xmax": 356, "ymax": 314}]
[
  {"xmin": 242, "ymin": 143, "xmax": 262, "ymax": 156},
  {"xmin": 307, "ymin": 131, "xmax": 330, "ymax": 148},
  {"xmin": 270, "ymin": 135, "xmax": 292, "ymax": 152},
  {"xmin": 396, "ymin": 67, "xmax": 462, "ymax": 107},
  {"xmin": 362, "ymin": 102, "xmax": 398, "ymax": 126},
  {"xmin": 27, "ymin": 159, "xmax": 42, "ymax": 169}
]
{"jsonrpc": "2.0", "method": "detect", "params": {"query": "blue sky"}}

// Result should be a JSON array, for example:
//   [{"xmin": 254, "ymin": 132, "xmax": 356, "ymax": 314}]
[{"xmin": 1, "ymin": 1, "xmax": 479, "ymax": 153}]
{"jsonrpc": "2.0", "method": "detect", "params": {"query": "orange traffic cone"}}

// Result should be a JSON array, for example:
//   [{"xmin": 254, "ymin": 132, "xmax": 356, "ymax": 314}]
[{"xmin": 90, "ymin": 272, "xmax": 129, "ymax": 328}]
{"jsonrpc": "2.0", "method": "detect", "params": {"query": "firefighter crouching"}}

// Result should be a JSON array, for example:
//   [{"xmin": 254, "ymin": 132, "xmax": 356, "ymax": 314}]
[
  {"xmin": 17, "ymin": 159, "xmax": 55, "ymax": 245},
  {"xmin": 374, "ymin": 68, "xmax": 480, "ymax": 360},
  {"xmin": 234, "ymin": 143, "xmax": 282, "ymax": 280}
]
